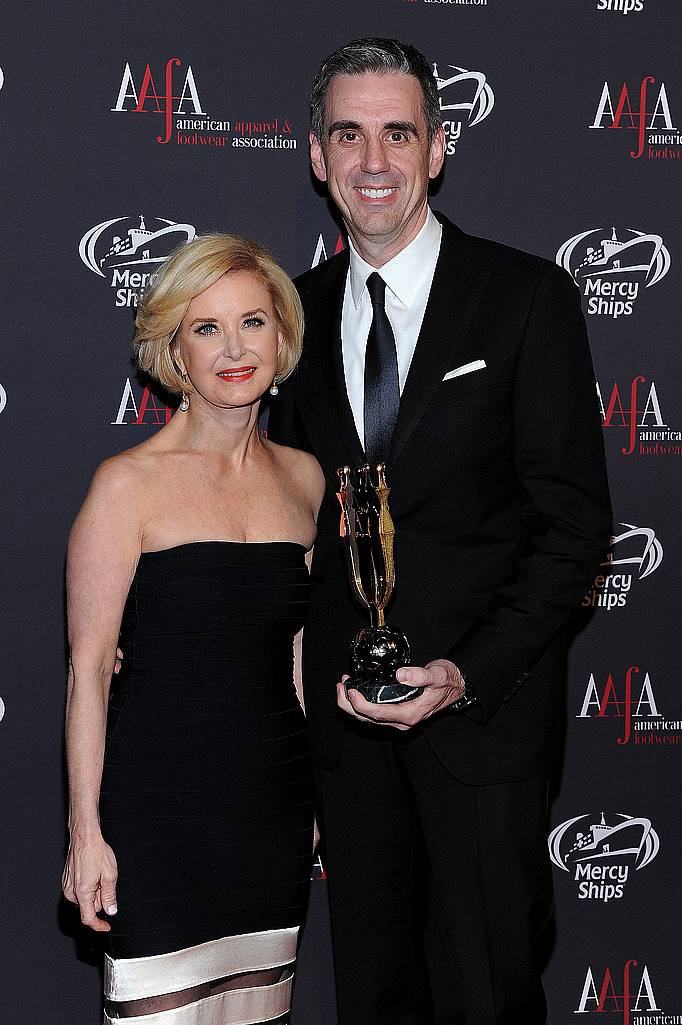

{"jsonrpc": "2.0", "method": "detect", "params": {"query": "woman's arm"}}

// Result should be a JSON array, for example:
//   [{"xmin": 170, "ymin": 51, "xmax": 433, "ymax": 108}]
[
  {"xmin": 293, "ymin": 550, "xmax": 320, "ymax": 853},
  {"xmin": 292, "ymin": 548, "xmax": 313, "ymax": 713},
  {"xmin": 62, "ymin": 457, "xmax": 143, "ymax": 931}
]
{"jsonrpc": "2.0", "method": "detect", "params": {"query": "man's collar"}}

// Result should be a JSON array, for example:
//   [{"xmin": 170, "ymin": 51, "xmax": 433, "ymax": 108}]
[{"xmin": 348, "ymin": 207, "xmax": 442, "ymax": 310}]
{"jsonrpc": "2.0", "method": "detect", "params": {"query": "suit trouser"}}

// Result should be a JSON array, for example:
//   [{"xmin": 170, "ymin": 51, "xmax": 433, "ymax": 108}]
[{"xmin": 315, "ymin": 724, "xmax": 554, "ymax": 1025}]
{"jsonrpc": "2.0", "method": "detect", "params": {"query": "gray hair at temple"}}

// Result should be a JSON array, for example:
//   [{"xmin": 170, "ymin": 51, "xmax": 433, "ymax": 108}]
[{"xmin": 310, "ymin": 37, "xmax": 442, "ymax": 144}]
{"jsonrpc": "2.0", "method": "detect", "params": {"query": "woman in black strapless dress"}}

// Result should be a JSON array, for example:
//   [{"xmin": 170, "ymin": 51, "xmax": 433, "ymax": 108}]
[{"xmin": 62, "ymin": 235, "xmax": 325, "ymax": 1024}]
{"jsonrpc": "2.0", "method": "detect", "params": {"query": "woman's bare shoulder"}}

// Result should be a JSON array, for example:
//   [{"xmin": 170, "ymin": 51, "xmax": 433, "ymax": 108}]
[
  {"xmin": 67, "ymin": 450, "xmax": 147, "ymax": 573},
  {"xmin": 75, "ymin": 437, "xmax": 172, "ymax": 538},
  {"xmin": 267, "ymin": 440, "xmax": 326, "ymax": 505},
  {"xmin": 268, "ymin": 440, "xmax": 324, "ymax": 480},
  {"xmin": 88, "ymin": 441, "xmax": 157, "ymax": 497}
]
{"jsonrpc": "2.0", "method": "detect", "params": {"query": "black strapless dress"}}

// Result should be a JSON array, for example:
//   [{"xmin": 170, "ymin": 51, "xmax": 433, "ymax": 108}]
[{"xmin": 99, "ymin": 541, "xmax": 313, "ymax": 1022}]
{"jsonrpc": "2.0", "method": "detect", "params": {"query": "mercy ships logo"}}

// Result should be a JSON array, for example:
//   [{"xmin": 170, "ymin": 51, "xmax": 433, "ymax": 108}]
[
  {"xmin": 583, "ymin": 523, "xmax": 663, "ymax": 611},
  {"xmin": 79, "ymin": 214, "xmax": 196, "ymax": 308},
  {"xmin": 604, "ymin": 524, "xmax": 663, "ymax": 581},
  {"xmin": 549, "ymin": 812, "xmax": 659, "ymax": 902},
  {"xmin": 556, "ymin": 227, "xmax": 670, "ymax": 319},
  {"xmin": 433, "ymin": 63, "xmax": 494, "ymax": 154}
]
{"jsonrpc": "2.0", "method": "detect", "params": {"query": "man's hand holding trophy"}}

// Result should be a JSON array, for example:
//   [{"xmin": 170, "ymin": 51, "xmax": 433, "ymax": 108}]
[{"xmin": 335, "ymin": 463, "xmax": 467, "ymax": 729}]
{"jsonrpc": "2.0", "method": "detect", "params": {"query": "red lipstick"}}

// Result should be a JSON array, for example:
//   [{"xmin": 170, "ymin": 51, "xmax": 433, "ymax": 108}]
[{"xmin": 216, "ymin": 366, "xmax": 257, "ymax": 383}]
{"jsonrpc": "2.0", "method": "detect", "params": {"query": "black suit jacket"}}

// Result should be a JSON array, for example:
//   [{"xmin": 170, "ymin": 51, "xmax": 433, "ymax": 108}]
[{"xmin": 268, "ymin": 211, "xmax": 612, "ymax": 784}]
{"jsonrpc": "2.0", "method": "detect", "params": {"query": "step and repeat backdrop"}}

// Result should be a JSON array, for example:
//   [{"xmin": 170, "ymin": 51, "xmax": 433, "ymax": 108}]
[{"xmin": 1, "ymin": 2, "xmax": 680, "ymax": 1023}]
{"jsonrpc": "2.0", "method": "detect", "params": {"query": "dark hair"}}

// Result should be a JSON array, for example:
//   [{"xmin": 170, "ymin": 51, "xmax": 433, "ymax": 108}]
[{"xmin": 310, "ymin": 37, "xmax": 441, "ymax": 143}]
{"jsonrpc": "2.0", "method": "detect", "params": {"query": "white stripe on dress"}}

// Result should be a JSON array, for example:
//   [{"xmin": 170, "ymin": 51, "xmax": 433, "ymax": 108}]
[
  {"xmin": 104, "ymin": 926, "xmax": 298, "ymax": 1001},
  {"xmin": 103, "ymin": 969, "xmax": 292, "ymax": 1025}
]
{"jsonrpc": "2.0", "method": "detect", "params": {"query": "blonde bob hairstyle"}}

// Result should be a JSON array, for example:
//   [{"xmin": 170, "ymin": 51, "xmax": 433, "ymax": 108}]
[{"xmin": 133, "ymin": 233, "xmax": 304, "ymax": 395}]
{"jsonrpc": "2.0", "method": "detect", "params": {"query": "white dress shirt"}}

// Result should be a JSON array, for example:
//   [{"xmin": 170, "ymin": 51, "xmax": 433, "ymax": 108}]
[{"xmin": 341, "ymin": 207, "xmax": 443, "ymax": 445}]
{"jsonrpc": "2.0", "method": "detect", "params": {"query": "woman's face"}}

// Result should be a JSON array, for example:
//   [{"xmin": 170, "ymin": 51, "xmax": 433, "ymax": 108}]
[{"xmin": 174, "ymin": 270, "xmax": 282, "ymax": 410}]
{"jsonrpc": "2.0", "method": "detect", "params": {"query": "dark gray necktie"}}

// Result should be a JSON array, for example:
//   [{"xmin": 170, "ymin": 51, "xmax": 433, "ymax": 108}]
[{"xmin": 363, "ymin": 272, "xmax": 400, "ymax": 466}]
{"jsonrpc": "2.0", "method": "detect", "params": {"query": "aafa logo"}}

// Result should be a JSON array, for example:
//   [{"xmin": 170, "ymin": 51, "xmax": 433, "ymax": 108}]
[
  {"xmin": 598, "ymin": 376, "xmax": 681, "ymax": 456},
  {"xmin": 311, "ymin": 853, "xmax": 327, "ymax": 881},
  {"xmin": 575, "ymin": 962, "xmax": 661, "ymax": 1022},
  {"xmin": 79, "ymin": 215, "xmax": 196, "ymax": 308},
  {"xmin": 577, "ymin": 666, "xmax": 681, "ymax": 747},
  {"xmin": 111, "ymin": 57, "xmax": 295, "ymax": 153},
  {"xmin": 556, "ymin": 227, "xmax": 670, "ymax": 318},
  {"xmin": 311, "ymin": 232, "xmax": 345, "ymax": 268},
  {"xmin": 112, "ymin": 58, "xmax": 206, "ymax": 144},
  {"xmin": 549, "ymin": 812, "xmax": 659, "ymax": 902},
  {"xmin": 433, "ymin": 63, "xmax": 494, "ymax": 154},
  {"xmin": 589, "ymin": 76, "xmax": 681, "ymax": 159},
  {"xmin": 112, "ymin": 379, "xmax": 173, "ymax": 426}
]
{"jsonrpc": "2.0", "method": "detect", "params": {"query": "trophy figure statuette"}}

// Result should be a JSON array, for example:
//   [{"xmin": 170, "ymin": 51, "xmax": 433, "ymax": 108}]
[{"xmin": 336, "ymin": 463, "xmax": 421, "ymax": 703}]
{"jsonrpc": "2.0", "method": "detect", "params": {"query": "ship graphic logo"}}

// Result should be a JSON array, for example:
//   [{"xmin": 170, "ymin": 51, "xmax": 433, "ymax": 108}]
[
  {"xmin": 79, "ymin": 215, "xmax": 196, "ymax": 278},
  {"xmin": 549, "ymin": 812, "xmax": 659, "ymax": 873},
  {"xmin": 556, "ymin": 227, "xmax": 670, "ymax": 289},
  {"xmin": 433, "ymin": 63, "xmax": 495, "ymax": 128},
  {"xmin": 602, "ymin": 523, "xmax": 664, "ymax": 580}
]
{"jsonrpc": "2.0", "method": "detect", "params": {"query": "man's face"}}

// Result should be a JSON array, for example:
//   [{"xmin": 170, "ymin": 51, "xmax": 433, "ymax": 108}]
[{"xmin": 310, "ymin": 71, "xmax": 444, "ymax": 252}]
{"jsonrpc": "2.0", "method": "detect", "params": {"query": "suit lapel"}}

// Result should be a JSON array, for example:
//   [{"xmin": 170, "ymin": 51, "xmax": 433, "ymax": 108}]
[
  {"xmin": 388, "ymin": 215, "xmax": 491, "ymax": 469},
  {"xmin": 310, "ymin": 250, "xmax": 367, "ymax": 467},
  {"xmin": 307, "ymin": 214, "xmax": 490, "ymax": 473}
]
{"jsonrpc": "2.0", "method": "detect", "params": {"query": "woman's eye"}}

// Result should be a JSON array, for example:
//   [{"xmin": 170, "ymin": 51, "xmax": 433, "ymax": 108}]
[
  {"xmin": 196, "ymin": 323, "xmax": 218, "ymax": 335},
  {"xmin": 243, "ymin": 317, "xmax": 265, "ymax": 328}
]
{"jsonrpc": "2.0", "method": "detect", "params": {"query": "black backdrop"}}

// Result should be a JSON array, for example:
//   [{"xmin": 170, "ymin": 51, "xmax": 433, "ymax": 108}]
[{"xmin": 1, "ymin": 2, "xmax": 680, "ymax": 1023}]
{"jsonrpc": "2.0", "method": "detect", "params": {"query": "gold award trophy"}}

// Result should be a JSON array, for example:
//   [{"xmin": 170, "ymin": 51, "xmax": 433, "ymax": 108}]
[{"xmin": 336, "ymin": 463, "xmax": 421, "ymax": 703}]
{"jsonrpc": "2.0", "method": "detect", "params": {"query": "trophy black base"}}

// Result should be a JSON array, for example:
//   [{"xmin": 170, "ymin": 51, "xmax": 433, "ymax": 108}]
[
  {"xmin": 348, "ymin": 676, "xmax": 422, "ymax": 704},
  {"xmin": 349, "ymin": 625, "xmax": 421, "ymax": 704}
]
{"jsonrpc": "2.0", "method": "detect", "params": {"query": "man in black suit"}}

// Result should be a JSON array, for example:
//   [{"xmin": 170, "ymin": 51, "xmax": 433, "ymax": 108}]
[{"xmin": 268, "ymin": 38, "xmax": 612, "ymax": 1025}]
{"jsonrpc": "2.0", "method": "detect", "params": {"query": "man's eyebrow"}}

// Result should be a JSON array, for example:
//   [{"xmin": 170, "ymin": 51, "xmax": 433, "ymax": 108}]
[
  {"xmin": 327, "ymin": 120, "xmax": 362, "ymax": 138},
  {"xmin": 327, "ymin": 119, "xmax": 420, "ymax": 138},
  {"xmin": 384, "ymin": 120, "xmax": 420, "ymax": 136}
]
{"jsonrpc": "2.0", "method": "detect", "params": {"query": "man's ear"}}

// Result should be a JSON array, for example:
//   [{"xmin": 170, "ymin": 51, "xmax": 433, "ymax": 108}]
[
  {"xmin": 310, "ymin": 132, "xmax": 328, "ymax": 183},
  {"xmin": 428, "ymin": 126, "xmax": 446, "ymax": 180}
]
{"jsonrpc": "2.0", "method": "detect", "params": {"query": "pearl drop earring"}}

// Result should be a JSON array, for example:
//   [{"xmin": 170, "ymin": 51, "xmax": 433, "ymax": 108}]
[
  {"xmin": 179, "ymin": 372, "xmax": 190, "ymax": 410},
  {"xmin": 269, "ymin": 382, "xmax": 279, "ymax": 396}
]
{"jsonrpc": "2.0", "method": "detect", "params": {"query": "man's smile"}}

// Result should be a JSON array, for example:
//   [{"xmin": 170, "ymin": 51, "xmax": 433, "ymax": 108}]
[{"xmin": 354, "ymin": 186, "xmax": 400, "ymax": 202}]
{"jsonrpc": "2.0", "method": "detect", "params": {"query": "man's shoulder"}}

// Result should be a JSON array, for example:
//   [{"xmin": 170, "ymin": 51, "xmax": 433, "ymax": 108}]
[
  {"xmin": 472, "ymin": 232, "xmax": 554, "ymax": 276},
  {"xmin": 438, "ymin": 213, "xmax": 564, "ymax": 290},
  {"xmin": 293, "ymin": 247, "xmax": 349, "ymax": 299},
  {"xmin": 292, "ymin": 215, "xmax": 569, "ymax": 302},
  {"xmin": 465, "ymin": 230, "xmax": 557, "ymax": 280}
]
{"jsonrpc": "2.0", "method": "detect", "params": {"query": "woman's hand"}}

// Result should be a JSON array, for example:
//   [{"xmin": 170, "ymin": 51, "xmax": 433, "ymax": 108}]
[{"xmin": 62, "ymin": 831, "xmax": 118, "ymax": 932}]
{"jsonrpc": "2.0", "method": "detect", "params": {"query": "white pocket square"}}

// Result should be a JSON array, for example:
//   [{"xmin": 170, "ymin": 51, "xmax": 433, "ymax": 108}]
[{"xmin": 442, "ymin": 359, "xmax": 487, "ymax": 381}]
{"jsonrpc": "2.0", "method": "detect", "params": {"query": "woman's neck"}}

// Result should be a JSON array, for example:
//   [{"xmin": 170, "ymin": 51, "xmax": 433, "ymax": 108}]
[{"xmin": 169, "ymin": 397, "xmax": 266, "ymax": 466}]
